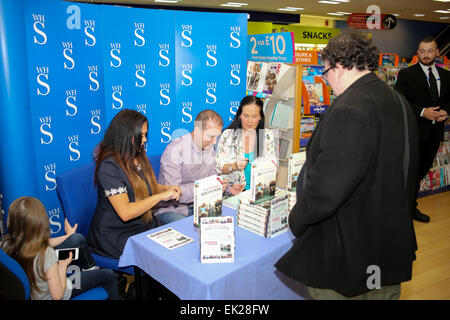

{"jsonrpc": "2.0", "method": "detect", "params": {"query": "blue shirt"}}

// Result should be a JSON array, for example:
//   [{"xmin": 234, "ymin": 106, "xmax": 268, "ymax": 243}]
[{"xmin": 244, "ymin": 151, "xmax": 254, "ymax": 190}]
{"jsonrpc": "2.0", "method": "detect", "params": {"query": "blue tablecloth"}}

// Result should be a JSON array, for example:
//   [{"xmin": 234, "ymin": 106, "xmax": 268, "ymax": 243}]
[{"xmin": 118, "ymin": 206, "xmax": 307, "ymax": 300}]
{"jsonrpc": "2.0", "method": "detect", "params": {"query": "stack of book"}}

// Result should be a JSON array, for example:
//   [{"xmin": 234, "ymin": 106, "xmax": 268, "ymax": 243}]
[
  {"xmin": 193, "ymin": 175, "xmax": 223, "ymax": 227},
  {"xmin": 286, "ymin": 151, "xmax": 306, "ymax": 211},
  {"xmin": 237, "ymin": 192, "xmax": 289, "ymax": 238},
  {"xmin": 199, "ymin": 216, "xmax": 235, "ymax": 264},
  {"xmin": 287, "ymin": 189, "xmax": 296, "ymax": 212}
]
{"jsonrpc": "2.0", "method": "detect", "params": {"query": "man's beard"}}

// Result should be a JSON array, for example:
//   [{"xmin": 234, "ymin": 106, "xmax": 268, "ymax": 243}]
[{"xmin": 419, "ymin": 56, "xmax": 435, "ymax": 66}]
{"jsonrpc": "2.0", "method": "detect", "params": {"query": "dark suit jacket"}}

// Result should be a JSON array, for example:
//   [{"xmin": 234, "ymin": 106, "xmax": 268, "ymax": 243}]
[
  {"xmin": 275, "ymin": 73, "xmax": 418, "ymax": 297},
  {"xmin": 394, "ymin": 63, "xmax": 450, "ymax": 141}
]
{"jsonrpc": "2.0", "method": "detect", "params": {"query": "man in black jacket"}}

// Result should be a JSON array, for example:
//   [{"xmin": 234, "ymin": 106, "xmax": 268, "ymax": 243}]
[
  {"xmin": 275, "ymin": 31, "xmax": 418, "ymax": 300},
  {"xmin": 395, "ymin": 37, "xmax": 450, "ymax": 223}
]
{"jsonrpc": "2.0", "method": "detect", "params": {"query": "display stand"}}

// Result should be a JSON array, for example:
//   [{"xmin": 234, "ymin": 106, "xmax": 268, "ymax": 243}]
[{"xmin": 375, "ymin": 53, "xmax": 450, "ymax": 197}]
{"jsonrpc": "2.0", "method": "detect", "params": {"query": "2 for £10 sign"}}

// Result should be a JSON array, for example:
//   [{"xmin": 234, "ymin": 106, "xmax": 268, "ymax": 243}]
[{"xmin": 248, "ymin": 32, "xmax": 295, "ymax": 63}]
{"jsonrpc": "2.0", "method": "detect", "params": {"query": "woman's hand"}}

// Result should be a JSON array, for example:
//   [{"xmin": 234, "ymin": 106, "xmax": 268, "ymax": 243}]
[
  {"xmin": 229, "ymin": 183, "xmax": 245, "ymax": 196},
  {"xmin": 64, "ymin": 218, "xmax": 78, "ymax": 236},
  {"xmin": 161, "ymin": 188, "xmax": 180, "ymax": 201},
  {"xmin": 236, "ymin": 157, "xmax": 249, "ymax": 170}
]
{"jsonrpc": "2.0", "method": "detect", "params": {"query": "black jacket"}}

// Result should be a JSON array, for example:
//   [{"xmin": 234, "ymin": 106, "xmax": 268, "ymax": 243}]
[
  {"xmin": 395, "ymin": 63, "xmax": 450, "ymax": 141},
  {"xmin": 275, "ymin": 73, "xmax": 418, "ymax": 297}
]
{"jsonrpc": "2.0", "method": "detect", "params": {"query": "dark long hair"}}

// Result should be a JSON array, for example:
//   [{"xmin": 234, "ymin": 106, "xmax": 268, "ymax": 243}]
[
  {"xmin": 225, "ymin": 95, "xmax": 265, "ymax": 157},
  {"xmin": 95, "ymin": 109, "xmax": 157, "ymax": 224}
]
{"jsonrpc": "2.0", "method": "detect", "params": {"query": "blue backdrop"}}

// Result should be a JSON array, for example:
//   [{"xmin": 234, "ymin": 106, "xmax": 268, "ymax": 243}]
[{"xmin": 0, "ymin": 0, "xmax": 247, "ymax": 236}]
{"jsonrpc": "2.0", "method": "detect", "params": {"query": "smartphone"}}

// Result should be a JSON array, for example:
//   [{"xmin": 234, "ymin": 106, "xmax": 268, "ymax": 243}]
[{"xmin": 55, "ymin": 248, "xmax": 79, "ymax": 261}]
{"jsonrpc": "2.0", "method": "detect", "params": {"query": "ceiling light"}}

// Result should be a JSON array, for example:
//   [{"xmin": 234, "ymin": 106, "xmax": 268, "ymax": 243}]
[
  {"xmin": 440, "ymin": 16, "xmax": 450, "ymax": 19},
  {"xmin": 414, "ymin": 13, "xmax": 425, "ymax": 16},
  {"xmin": 333, "ymin": 0, "xmax": 351, "ymax": 2},
  {"xmin": 220, "ymin": 2, "xmax": 248, "ymax": 7},
  {"xmin": 286, "ymin": 7, "xmax": 304, "ymax": 10},
  {"xmin": 432, "ymin": 0, "xmax": 450, "ymax": 2},
  {"xmin": 154, "ymin": 0, "xmax": 180, "ymax": 3},
  {"xmin": 434, "ymin": 10, "xmax": 450, "ymax": 13},
  {"xmin": 336, "ymin": 11, "xmax": 351, "ymax": 15},
  {"xmin": 392, "ymin": 13, "xmax": 400, "ymax": 16},
  {"xmin": 278, "ymin": 8, "xmax": 298, "ymax": 12},
  {"xmin": 318, "ymin": 1, "xmax": 340, "ymax": 4},
  {"xmin": 327, "ymin": 12, "xmax": 345, "ymax": 16}
]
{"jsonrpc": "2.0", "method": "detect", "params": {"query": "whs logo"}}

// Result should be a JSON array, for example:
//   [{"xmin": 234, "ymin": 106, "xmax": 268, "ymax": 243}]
[
  {"xmin": 110, "ymin": 43, "xmax": 122, "ymax": 68},
  {"xmin": 134, "ymin": 22, "xmax": 145, "ymax": 47},
  {"xmin": 206, "ymin": 44, "xmax": 218, "ymax": 67},
  {"xmin": 68, "ymin": 135, "xmax": 81, "ymax": 162},
  {"xmin": 36, "ymin": 66, "xmax": 50, "ymax": 96},
  {"xmin": 136, "ymin": 104, "xmax": 147, "ymax": 115},
  {"xmin": 62, "ymin": 42, "xmax": 75, "ymax": 70},
  {"xmin": 90, "ymin": 109, "xmax": 102, "ymax": 135},
  {"xmin": 181, "ymin": 101, "xmax": 193, "ymax": 124},
  {"xmin": 181, "ymin": 25, "xmax": 193, "ymax": 48},
  {"xmin": 135, "ymin": 64, "xmax": 146, "ymax": 88},
  {"xmin": 230, "ymin": 64, "xmax": 241, "ymax": 86},
  {"xmin": 159, "ymin": 44, "xmax": 170, "ymax": 67},
  {"xmin": 229, "ymin": 100, "xmax": 240, "ymax": 122},
  {"xmin": 112, "ymin": 85, "xmax": 123, "ymax": 110},
  {"xmin": 206, "ymin": 83, "xmax": 217, "ymax": 105},
  {"xmin": 39, "ymin": 115, "xmax": 53, "ymax": 145},
  {"xmin": 161, "ymin": 121, "xmax": 172, "ymax": 144},
  {"xmin": 32, "ymin": 14, "xmax": 47, "ymax": 45},
  {"xmin": 160, "ymin": 83, "xmax": 171, "ymax": 106},
  {"xmin": 181, "ymin": 64, "xmax": 193, "ymax": 86},
  {"xmin": 230, "ymin": 26, "xmax": 241, "ymax": 48},
  {"xmin": 84, "ymin": 20, "xmax": 96, "ymax": 47},
  {"xmin": 88, "ymin": 65, "xmax": 99, "ymax": 92},
  {"xmin": 43, "ymin": 162, "xmax": 56, "ymax": 191},
  {"xmin": 65, "ymin": 89, "xmax": 78, "ymax": 117}
]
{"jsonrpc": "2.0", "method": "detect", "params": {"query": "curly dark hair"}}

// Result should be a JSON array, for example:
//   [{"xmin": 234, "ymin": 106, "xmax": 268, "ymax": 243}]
[{"xmin": 322, "ymin": 30, "xmax": 379, "ymax": 72}]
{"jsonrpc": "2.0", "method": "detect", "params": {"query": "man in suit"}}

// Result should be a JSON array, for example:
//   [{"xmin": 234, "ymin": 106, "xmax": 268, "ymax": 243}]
[
  {"xmin": 275, "ymin": 31, "xmax": 418, "ymax": 300},
  {"xmin": 395, "ymin": 37, "xmax": 450, "ymax": 223}
]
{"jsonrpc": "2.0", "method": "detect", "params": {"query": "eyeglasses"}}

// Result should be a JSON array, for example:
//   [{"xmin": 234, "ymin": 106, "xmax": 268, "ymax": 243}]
[{"xmin": 322, "ymin": 66, "xmax": 333, "ymax": 79}]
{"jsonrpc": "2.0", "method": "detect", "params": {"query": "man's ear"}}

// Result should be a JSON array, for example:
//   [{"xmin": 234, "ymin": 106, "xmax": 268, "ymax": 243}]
[{"xmin": 335, "ymin": 63, "xmax": 346, "ymax": 78}]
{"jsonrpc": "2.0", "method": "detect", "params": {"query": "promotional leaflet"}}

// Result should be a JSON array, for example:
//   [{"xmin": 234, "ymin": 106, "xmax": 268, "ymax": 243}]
[
  {"xmin": 147, "ymin": 228, "xmax": 194, "ymax": 250},
  {"xmin": 199, "ymin": 216, "xmax": 235, "ymax": 264}
]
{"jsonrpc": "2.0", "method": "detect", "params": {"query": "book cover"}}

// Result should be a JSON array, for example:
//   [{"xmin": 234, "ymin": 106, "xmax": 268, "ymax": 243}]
[
  {"xmin": 199, "ymin": 216, "xmax": 235, "ymax": 264},
  {"xmin": 193, "ymin": 175, "xmax": 223, "ymax": 227},
  {"xmin": 299, "ymin": 116, "xmax": 316, "ymax": 147},
  {"xmin": 247, "ymin": 61, "xmax": 268, "ymax": 92},
  {"xmin": 287, "ymin": 152, "xmax": 306, "ymax": 190},
  {"xmin": 268, "ymin": 194, "xmax": 289, "ymax": 238},
  {"xmin": 250, "ymin": 157, "xmax": 277, "ymax": 204}
]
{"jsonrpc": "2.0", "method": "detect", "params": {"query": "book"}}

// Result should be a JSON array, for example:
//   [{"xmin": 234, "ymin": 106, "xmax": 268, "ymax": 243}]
[
  {"xmin": 199, "ymin": 216, "xmax": 235, "ymax": 264},
  {"xmin": 287, "ymin": 152, "xmax": 306, "ymax": 190},
  {"xmin": 147, "ymin": 228, "xmax": 194, "ymax": 250},
  {"xmin": 261, "ymin": 62, "xmax": 290, "ymax": 94},
  {"xmin": 250, "ymin": 157, "xmax": 277, "ymax": 204},
  {"xmin": 237, "ymin": 192, "xmax": 289, "ymax": 238},
  {"xmin": 247, "ymin": 61, "xmax": 268, "ymax": 92},
  {"xmin": 193, "ymin": 175, "xmax": 223, "ymax": 227},
  {"xmin": 222, "ymin": 189, "xmax": 251, "ymax": 211},
  {"xmin": 303, "ymin": 75, "xmax": 324, "ymax": 107},
  {"xmin": 299, "ymin": 116, "xmax": 316, "ymax": 147}
]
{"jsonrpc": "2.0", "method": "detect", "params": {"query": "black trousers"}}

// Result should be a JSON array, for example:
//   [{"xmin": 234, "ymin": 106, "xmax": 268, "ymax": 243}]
[{"xmin": 414, "ymin": 137, "xmax": 441, "ymax": 208}]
